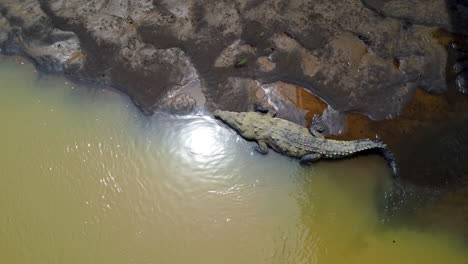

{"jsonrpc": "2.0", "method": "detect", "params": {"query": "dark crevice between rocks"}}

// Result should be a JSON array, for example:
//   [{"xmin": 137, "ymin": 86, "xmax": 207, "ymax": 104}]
[{"xmin": 359, "ymin": 0, "xmax": 387, "ymax": 19}]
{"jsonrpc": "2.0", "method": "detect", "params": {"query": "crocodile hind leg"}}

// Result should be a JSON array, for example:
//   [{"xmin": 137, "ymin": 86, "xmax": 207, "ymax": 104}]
[
  {"xmin": 309, "ymin": 114, "xmax": 325, "ymax": 139},
  {"xmin": 300, "ymin": 153, "xmax": 322, "ymax": 166},
  {"xmin": 254, "ymin": 141, "xmax": 269, "ymax": 155},
  {"xmin": 309, "ymin": 127, "xmax": 325, "ymax": 139}
]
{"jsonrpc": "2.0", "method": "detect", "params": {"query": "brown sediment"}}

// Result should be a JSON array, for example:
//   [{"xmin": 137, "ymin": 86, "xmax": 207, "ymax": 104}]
[
  {"xmin": 329, "ymin": 89, "xmax": 468, "ymax": 145},
  {"xmin": 408, "ymin": 182, "xmax": 468, "ymax": 237}
]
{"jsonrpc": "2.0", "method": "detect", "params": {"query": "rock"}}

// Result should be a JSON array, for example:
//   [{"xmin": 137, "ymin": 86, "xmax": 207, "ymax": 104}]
[
  {"xmin": 0, "ymin": 0, "xmax": 465, "ymax": 118},
  {"xmin": 453, "ymin": 61, "xmax": 468, "ymax": 74},
  {"xmin": 456, "ymin": 72, "xmax": 468, "ymax": 94},
  {"xmin": 319, "ymin": 106, "xmax": 347, "ymax": 135},
  {"xmin": 0, "ymin": 1, "xmax": 84, "ymax": 72},
  {"xmin": 158, "ymin": 93, "xmax": 197, "ymax": 115},
  {"xmin": 206, "ymin": 77, "xmax": 259, "ymax": 112},
  {"xmin": 110, "ymin": 46, "xmax": 200, "ymax": 115},
  {"xmin": 361, "ymin": 0, "xmax": 468, "ymax": 35},
  {"xmin": 311, "ymin": 114, "xmax": 328, "ymax": 134},
  {"xmin": 214, "ymin": 40, "xmax": 256, "ymax": 68},
  {"xmin": 257, "ymin": 56, "xmax": 275, "ymax": 72},
  {"xmin": 24, "ymin": 30, "xmax": 83, "ymax": 73},
  {"xmin": 0, "ymin": 15, "xmax": 10, "ymax": 51},
  {"xmin": 253, "ymin": 81, "xmax": 328, "ymax": 127}
]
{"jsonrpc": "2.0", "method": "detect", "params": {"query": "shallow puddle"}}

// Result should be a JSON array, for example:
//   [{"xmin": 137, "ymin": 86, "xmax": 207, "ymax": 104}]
[{"xmin": 0, "ymin": 57, "xmax": 467, "ymax": 263}]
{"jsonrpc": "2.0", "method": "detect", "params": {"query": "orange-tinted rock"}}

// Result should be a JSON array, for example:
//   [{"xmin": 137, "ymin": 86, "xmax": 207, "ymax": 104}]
[{"xmin": 253, "ymin": 82, "xmax": 327, "ymax": 127}]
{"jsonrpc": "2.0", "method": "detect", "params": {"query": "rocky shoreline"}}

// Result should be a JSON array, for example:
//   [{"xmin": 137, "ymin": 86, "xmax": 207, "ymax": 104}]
[{"xmin": 1, "ymin": 0, "xmax": 466, "ymax": 115}]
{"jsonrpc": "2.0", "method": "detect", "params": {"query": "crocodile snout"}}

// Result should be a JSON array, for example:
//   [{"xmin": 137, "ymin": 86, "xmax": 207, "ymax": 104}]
[
  {"xmin": 213, "ymin": 110, "xmax": 245, "ymax": 134},
  {"xmin": 213, "ymin": 110, "xmax": 222, "ymax": 118}
]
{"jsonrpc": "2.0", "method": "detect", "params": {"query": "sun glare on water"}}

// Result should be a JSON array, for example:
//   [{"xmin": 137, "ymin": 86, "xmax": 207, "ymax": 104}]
[
  {"xmin": 187, "ymin": 125, "xmax": 219, "ymax": 156},
  {"xmin": 180, "ymin": 116, "xmax": 230, "ymax": 164}
]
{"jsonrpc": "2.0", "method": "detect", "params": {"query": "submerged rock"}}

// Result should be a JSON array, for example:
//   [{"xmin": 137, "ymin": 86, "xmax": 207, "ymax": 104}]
[{"xmin": 456, "ymin": 72, "xmax": 468, "ymax": 94}]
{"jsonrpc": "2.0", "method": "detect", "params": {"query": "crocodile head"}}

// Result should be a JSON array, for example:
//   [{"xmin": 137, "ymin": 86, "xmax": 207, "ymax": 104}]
[{"xmin": 213, "ymin": 110, "xmax": 256, "ymax": 140}]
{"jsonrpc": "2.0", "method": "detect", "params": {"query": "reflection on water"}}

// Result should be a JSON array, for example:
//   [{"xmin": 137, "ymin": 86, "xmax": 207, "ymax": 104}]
[
  {"xmin": 180, "ymin": 117, "xmax": 227, "ymax": 165},
  {"xmin": 0, "ymin": 57, "xmax": 467, "ymax": 264}
]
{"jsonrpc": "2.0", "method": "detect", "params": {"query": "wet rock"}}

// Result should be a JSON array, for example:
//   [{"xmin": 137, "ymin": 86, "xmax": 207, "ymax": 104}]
[
  {"xmin": 253, "ymin": 81, "xmax": 327, "ymax": 127},
  {"xmin": 24, "ymin": 30, "xmax": 83, "ymax": 73},
  {"xmin": 0, "ymin": 1, "xmax": 83, "ymax": 72},
  {"xmin": 453, "ymin": 61, "xmax": 468, "ymax": 74},
  {"xmin": 456, "ymin": 72, "xmax": 468, "ymax": 94},
  {"xmin": 111, "ymin": 46, "xmax": 200, "ymax": 115},
  {"xmin": 311, "ymin": 114, "xmax": 328, "ymax": 135},
  {"xmin": 0, "ymin": 15, "xmax": 10, "ymax": 50},
  {"xmin": 158, "ymin": 93, "xmax": 197, "ymax": 115},
  {"xmin": 156, "ymin": 75, "xmax": 204, "ymax": 115},
  {"xmin": 206, "ymin": 77, "xmax": 259, "ymax": 112},
  {"xmin": 319, "ymin": 106, "xmax": 347, "ymax": 135}
]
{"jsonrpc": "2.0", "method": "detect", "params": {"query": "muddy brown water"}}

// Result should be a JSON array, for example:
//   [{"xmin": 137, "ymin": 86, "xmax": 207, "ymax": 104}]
[{"xmin": 1, "ymin": 57, "xmax": 467, "ymax": 263}]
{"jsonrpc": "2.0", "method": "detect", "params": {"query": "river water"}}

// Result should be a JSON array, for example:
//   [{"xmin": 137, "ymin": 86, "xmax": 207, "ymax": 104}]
[{"xmin": 0, "ymin": 57, "xmax": 467, "ymax": 263}]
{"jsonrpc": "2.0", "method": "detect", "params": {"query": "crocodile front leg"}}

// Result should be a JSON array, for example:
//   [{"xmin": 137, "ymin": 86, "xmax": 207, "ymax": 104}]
[
  {"xmin": 254, "ymin": 141, "xmax": 269, "ymax": 155},
  {"xmin": 254, "ymin": 105, "xmax": 277, "ymax": 117},
  {"xmin": 266, "ymin": 109, "xmax": 277, "ymax": 117},
  {"xmin": 300, "ymin": 153, "xmax": 322, "ymax": 165}
]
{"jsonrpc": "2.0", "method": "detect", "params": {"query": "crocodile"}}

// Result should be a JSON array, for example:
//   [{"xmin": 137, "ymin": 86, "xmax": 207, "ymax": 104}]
[{"xmin": 214, "ymin": 110, "xmax": 398, "ymax": 178}]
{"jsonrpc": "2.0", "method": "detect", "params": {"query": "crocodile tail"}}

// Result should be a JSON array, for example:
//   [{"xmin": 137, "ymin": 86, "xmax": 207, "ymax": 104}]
[
  {"xmin": 379, "ymin": 146, "xmax": 399, "ymax": 179},
  {"xmin": 356, "ymin": 139, "xmax": 399, "ymax": 179}
]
